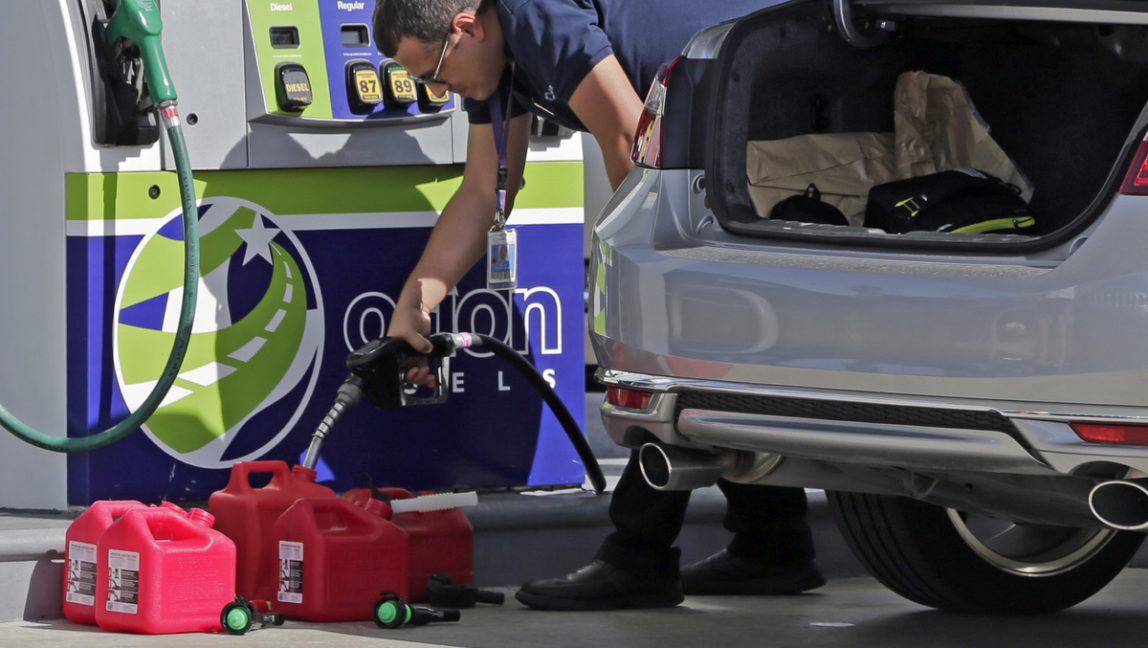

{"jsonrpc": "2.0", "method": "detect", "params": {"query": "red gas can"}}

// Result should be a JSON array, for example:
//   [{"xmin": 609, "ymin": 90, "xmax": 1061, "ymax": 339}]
[
  {"xmin": 94, "ymin": 507, "xmax": 236, "ymax": 634},
  {"xmin": 272, "ymin": 497, "xmax": 408, "ymax": 621},
  {"xmin": 63, "ymin": 500, "xmax": 146, "ymax": 624},
  {"xmin": 207, "ymin": 460, "xmax": 335, "ymax": 601},
  {"xmin": 344, "ymin": 488, "xmax": 474, "ymax": 602}
]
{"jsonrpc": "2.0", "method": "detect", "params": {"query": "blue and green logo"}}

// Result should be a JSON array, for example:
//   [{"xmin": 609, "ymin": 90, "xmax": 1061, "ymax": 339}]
[{"xmin": 113, "ymin": 197, "xmax": 324, "ymax": 468}]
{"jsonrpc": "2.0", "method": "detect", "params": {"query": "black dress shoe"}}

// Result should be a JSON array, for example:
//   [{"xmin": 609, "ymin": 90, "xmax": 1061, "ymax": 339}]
[
  {"xmin": 680, "ymin": 550, "xmax": 827, "ymax": 595},
  {"xmin": 515, "ymin": 560, "xmax": 684, "ymax": 611}
]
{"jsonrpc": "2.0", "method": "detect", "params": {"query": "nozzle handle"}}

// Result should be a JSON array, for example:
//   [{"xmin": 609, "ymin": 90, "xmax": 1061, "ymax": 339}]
[
  {"xmin": 345, "ymin": 337, "xmax": 454, "ymax": 409},
  {"xmin": 104, "ymin": 0, "xmax": 177, "ymax": 104}
]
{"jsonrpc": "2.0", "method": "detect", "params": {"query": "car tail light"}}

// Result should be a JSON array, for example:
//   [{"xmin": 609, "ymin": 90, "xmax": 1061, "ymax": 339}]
[
  {"xmin": 1120, "ymin": 140, "xmax": 1148, "ymax": 194},
  {"xmin": 605, "ymin": 386, "xmax": 655, "ymax": 410},
  {"xmin": 631, "ymin": 57, "xmax": 682, "ymax": 170},
  {"xmin": 1072, "ymin": 422, "xmax": 1148, "ymax": 446}
]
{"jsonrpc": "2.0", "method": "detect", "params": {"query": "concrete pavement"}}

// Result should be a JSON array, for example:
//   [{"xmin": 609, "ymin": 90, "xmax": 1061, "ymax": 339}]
[{"xmin": 5, "ymin": 571, "xmax": 1148, "ymax": 647}]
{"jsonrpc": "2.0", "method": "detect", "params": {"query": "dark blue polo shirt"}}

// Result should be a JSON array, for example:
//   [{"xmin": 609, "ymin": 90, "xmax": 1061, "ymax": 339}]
[{"xmin": 465, "ymin": 0, "xmax": 773, "ymax": 132}]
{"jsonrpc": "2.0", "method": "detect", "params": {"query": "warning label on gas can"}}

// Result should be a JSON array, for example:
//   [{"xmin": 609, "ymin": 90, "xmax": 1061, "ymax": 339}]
[
  {"xmin": 278, "ymin": 541, "xmax": 304, "ymax": 603},
  {"xmin": 65, "ymin": 541, "xmax": 98, "ymax": 606},
  {"xmin": 106, "ymin": 549, "xmax": 140, "ymax": 614}
]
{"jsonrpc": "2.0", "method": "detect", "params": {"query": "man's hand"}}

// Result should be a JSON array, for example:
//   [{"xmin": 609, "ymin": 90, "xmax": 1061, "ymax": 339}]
[{"xmin": 387, "ymin": 298, "xmax": 437, "ymax": 387}]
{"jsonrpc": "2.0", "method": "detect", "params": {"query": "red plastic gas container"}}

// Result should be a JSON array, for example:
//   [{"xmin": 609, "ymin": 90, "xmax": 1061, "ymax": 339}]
[
  {"xmin": 344, "ymin": 488, "xmax": 474, "ymax": 602},
  {"xmin": 208, "ymin": 460, "xmax": 335, "ymax": 601},
  {"xmin": 94, "ymin": 507, "xmax": 236, "ymax": 634},
  {"xmin": 272, "ymin": 497, "xmax": 408, "ymax": 621},
  {"xmin": 63, "ymin": 500, "xmax": 146, "ymax": 624}
]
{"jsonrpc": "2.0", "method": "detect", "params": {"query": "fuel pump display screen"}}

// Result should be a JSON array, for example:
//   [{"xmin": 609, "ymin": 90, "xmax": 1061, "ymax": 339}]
[
  {"xmin": 341, "ymin": 24, "xmax": 370, "ymax": 47},
  {"xmin": 270, "ymin": 26, "xmax": 300, "ymax": 48}
]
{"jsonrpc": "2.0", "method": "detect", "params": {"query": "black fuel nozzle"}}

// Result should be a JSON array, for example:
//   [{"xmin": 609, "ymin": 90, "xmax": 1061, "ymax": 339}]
[
  {"xmin": 345, "ymin": 334, "xmax": 480, "ymax": 410},
  {"xmin": 426, "ymin": 573, "xmax": 505, "ymax": 608},
  {"xmin": 373, "ymin": 591, "xmax": 461, "ymax": 629},
  {"xmin": 300, "ymin": 334, "xmax": 484, "ymax": 472},
  {"xmin": 344, "ymin": 337, "xmax": 411, "ymax": 409}
]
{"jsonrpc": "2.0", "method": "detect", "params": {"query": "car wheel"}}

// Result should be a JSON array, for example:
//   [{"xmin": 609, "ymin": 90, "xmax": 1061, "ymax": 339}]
[{"xmin": 826, "ymin": 490, "xmax": 1146, "ymax": 614}]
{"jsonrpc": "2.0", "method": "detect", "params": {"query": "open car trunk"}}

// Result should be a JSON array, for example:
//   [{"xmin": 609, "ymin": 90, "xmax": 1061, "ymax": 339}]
[{"xmin": 706, "ymin": 1, "xmax": 1148, "ymax": 252}]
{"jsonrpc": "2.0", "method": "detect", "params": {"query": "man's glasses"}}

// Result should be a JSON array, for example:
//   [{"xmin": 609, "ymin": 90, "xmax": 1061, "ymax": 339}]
[{"xmin": 409, "ymin": 33, "xmax": 451, "ymax": 85}]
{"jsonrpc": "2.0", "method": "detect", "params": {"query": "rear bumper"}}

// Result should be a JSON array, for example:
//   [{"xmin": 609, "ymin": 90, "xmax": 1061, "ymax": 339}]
[{"xmin": 597, "ymin": 368, "xmax": 1148, "ymax": 478}]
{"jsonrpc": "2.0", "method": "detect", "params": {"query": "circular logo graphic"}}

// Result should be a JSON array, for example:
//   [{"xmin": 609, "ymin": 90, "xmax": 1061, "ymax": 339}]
[{"xmin": 113, "ymin": 197, "xmax": 324, "ymax": 467}]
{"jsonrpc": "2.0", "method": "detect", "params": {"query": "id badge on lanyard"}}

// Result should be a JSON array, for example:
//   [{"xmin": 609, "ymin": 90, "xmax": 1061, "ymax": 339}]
[
  {"xmin": 486, "ymin": 227, "xmax": 517, "ymax": 290},
  {"xmin": 486, "ymin": 66, "xmax": 519, "ymax": 291}
]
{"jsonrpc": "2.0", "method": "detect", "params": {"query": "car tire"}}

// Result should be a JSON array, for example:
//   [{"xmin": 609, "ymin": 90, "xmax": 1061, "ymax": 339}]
[{"xmin": 826, "ymin": 490, "xmax": 1146, "ymax": 614}]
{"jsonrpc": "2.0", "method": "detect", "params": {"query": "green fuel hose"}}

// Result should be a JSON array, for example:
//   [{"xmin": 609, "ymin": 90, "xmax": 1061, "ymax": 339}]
[{"xmin": 0, "ymin": 0, "xmax": 199, "ymax": 452}]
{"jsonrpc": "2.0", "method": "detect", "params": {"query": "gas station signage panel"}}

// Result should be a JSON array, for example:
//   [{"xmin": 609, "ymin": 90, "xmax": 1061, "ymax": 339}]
[{"xmin": 64, "ymin": 164, "xmax": 587, "ymax": 503}]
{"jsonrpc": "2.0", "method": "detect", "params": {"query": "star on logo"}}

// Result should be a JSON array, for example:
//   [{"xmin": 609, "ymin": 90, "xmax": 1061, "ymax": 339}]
[{"xmin": 235, "ymin": 216, "xmax": 281, "ymax": 265}]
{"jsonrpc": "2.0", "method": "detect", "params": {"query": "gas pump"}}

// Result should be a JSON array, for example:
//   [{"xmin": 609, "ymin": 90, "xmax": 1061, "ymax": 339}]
[{"xmin": 0, "ymin": 0, "xmax": 588, "ymax": 509}]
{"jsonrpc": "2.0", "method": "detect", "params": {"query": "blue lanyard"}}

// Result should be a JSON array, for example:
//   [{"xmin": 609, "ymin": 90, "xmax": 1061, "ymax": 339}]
[{"xmin": 488, "ymin": 64, "xmax": 515, "ymax": 229}]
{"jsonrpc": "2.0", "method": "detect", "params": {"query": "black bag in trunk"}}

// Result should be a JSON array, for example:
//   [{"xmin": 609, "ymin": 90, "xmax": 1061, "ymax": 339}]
[
  {"xmin": 770, "ymin": 184, "xmax": 849, "ymax": 226},
  {"xmin": 863, "ymin": 169, "xmax": 1035, "ymax": 234}
]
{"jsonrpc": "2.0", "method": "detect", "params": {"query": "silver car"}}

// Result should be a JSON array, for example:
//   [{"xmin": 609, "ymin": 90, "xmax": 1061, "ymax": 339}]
[{"xmin": 591, "ymin": 0, "xmax": 1148, "ymax": 613}]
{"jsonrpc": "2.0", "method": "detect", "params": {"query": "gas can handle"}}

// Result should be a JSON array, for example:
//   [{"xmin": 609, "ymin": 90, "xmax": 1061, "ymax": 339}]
[
  {"xmin": 296, "ymin": 497, "xmax": 374, "ymax": 531},
  {"xmin": 89, "ymin": 500, "xmax": 146, "ymax": 525},
  {"xmin": 127, "ymin": 506, "xmax": 214, "ymax": 549},
  {"xmin": 225, "ymin": 460, "xmax": 291, "ymax": 492}
]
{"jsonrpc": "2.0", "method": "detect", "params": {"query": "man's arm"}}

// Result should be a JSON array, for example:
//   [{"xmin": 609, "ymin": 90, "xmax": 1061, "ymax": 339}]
[
  {"xmin": 568, "ymin": 54, "xmax": 644, "ymax": 192},
  {"xmin": 388, "ymin": 112, "xmax": 533, "ymax": 354}
]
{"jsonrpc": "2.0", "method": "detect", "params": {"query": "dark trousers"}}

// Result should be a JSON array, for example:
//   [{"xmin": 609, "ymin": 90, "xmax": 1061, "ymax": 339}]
[{"xmin": 595, "ymin": 450, "xmax": 814, "ymax": 575}]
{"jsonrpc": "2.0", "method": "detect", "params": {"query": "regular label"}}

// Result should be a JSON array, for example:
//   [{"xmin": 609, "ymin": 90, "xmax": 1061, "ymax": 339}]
[
  {"xmin": 278, "ymin": 541, "xmax": 304, "ymax": 604},
  {"xmin": 65, "ymin": 541, "xmax": 98, "ymax": 606},
  {"xmin": 105, "ymin": 549, "xmax": 140, "ymax": 614}
]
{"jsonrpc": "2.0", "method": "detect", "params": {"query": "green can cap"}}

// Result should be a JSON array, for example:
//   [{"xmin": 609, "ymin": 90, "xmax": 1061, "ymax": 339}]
[{"xmin": 225, "ymin": 606, "xmax": 251, "ymax": 632}]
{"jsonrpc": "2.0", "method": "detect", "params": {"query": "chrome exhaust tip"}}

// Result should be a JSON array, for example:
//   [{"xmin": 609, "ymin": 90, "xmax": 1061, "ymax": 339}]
[
  {"xmin": 1088, "ymin": 479, "xmax": 1148, "ymax": 531},
  {"xmin": 638, "ymin": 442, "xmax": 728, "ymax": 491}
]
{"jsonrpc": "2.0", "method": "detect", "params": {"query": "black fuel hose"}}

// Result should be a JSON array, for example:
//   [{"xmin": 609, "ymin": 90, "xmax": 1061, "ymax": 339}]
[
  {"xmin": 453, "ymin": 333, "xmax": 607, "ymax": 494},
  {"xmin": 308, "ymin": 332, "xmax": 607, "ymax": 494}
]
